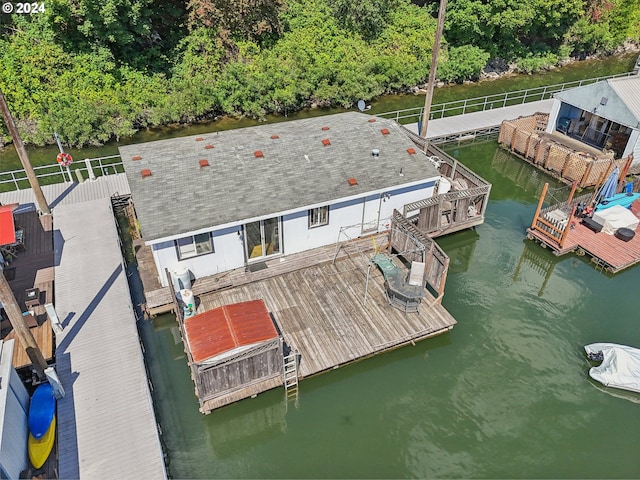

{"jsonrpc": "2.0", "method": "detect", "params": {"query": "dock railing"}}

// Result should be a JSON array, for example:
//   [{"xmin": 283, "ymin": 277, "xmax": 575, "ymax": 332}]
[
  {"xmin": 0, "ymin": 154, "xmax": 123, "ymax": 192},
  {"xmin": 377, "ymin": 72, "xmax": 635, "ymax": 125}
]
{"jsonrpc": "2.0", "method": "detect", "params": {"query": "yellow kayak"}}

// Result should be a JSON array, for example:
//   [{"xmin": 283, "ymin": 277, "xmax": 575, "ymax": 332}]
[{"xmin": 28, "ymin": 415, "xmax": 56, "ymax": 469}]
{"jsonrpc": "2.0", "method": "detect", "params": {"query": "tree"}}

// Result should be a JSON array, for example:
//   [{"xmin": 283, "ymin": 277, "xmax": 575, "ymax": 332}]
[{"xmin": 329, "ymin": 0, "xmax": 400, "ymax": 39}]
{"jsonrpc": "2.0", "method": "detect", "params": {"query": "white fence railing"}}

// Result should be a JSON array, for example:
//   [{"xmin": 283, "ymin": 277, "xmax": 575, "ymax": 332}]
[
  {"xmin": 0, "ymin": 155, "xmax": 123, "ymax": 192},
  {"xmin": 377, "ymin": 72, "xmax": 636, "ymax": 124}
]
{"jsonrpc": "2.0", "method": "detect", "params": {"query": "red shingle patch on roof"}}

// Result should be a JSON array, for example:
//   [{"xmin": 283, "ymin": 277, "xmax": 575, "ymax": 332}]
[
  {"xmin": 380, "ymin": 128, "xmax": 390, "ymax": 135},
  {"xmin": 205, "ymin": 144, "xmax": 214, "ymax": 149},
  {"xmin": 407, "ymin": 147, "xmax": 417, "ymax": 154},
  {"xmin": 199, "ymin": 159, "xmax": 210, "ymax": 168},
  {"xmin": 368, "ymin": 118, "xmax": 376, "ymax": 123},
  {"xmin": 348, "ymin": 178, "xmax": 358, "ymax": 186},
  {"xmin": 184, "ymin": 299, "xmax": 278, "ymax": 363},
  {"xmin": 254, "ymin": 150, "xmax": 264, "ymax": 158},
  {"xmin": 141, "ymin": 169, "xmax": 152, "ymax": 178},
  {"xmin": 195, "ymin": 137, "xmax": 204, "ymax": 142},
  {"xmin": 271, "ymin": 135, "xmax": 280, "ymax": 139},
  {"xmin": 321, "ymin": 126, "xmax": 330, "ymax": 131},
  {"xmin": 132, "ymin": 155, "xmax": 142, "ymax": 161},
  {"xmin": 322, "ymin": 138, "xmax": 331, "ymax": 146}
]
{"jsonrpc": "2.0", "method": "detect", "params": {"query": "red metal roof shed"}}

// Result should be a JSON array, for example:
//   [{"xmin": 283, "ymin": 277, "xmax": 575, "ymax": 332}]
[
  {"xmin": 185, "ymin": 299, "xmax": 279, "ymax": 364},
  {"xmin": 0, "ymin": 204, "xmax": 18, "ymax": 246}
]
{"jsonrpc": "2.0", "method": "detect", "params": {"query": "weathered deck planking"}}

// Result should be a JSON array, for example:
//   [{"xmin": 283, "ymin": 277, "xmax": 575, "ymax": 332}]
[
  {"xmin": 527, "ymin": 213, "xmax": 640, "ymax": 272},
  {"xmin": 1, "ymin": 209, "xmax": 55, "ymax": 369},
  {"xmin": 197, "ymin": 252, "xmax": 456, "ymax": 384}
]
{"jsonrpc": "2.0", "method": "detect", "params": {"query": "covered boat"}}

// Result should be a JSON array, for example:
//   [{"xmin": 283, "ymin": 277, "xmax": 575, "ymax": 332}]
[{"xmin": 584, "ymin": 343, "xmax": 640, "ymax": 393}]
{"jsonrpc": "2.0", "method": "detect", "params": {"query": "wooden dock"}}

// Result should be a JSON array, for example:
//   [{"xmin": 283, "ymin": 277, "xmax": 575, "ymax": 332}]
[
  {"xmin": 407, "ymin": 99, "xmax": 554, "ymax": 142},
  {"xmin": 527, "ymin": 213, "xmax": 640, "ymax": 273},
  {"xmin": 155, "ymin": 224, "xmax": 456, "ymax": 411},
  {"xmin": 1, "ymin": 207, "xmax": 54, "ymax": 370}
]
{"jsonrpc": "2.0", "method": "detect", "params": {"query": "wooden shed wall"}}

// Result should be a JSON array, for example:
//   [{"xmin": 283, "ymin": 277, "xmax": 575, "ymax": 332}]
[{"xmin": 196, "ymin": 338, "xmax": 283, "ymax": 403}]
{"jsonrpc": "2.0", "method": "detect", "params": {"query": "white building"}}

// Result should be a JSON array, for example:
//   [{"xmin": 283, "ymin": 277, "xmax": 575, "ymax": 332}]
[
  {"xmin": 0, "ymin": 339, "xmax": 29, "ymax": 479},
  {"xmin": 546, "ymin": 75, "xmax": 640, "ymax": 164},
  {"xmin": 120, "ymin": 112, "xmax": 442, "ymax": 287}
]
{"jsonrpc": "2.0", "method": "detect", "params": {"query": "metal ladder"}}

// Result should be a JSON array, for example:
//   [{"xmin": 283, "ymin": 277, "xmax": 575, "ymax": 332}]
[{"xmin": 283, "ymin": 351, "xmax": 299, "ymax": 407}]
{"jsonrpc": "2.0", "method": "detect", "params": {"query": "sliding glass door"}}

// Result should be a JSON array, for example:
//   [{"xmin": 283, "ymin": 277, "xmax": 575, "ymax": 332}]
[{"xmin": 245, "ymin": 217, "xmax": 281, "ymax": 260}]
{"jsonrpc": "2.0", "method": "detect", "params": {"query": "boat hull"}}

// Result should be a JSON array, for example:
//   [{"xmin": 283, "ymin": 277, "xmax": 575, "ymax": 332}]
[
  {"xmin": 29, "ymin": 383, "xmax": 56, "ymax": 439},
  {"xmin": 28, "ymin": 415, "xmax": 56, "ymax": 469}
]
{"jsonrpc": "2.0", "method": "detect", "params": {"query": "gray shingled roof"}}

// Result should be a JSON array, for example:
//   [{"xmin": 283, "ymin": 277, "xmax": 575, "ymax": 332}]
[{"xmin": 120, "ymin": 112, "xmax": 439, "ymax": 241}]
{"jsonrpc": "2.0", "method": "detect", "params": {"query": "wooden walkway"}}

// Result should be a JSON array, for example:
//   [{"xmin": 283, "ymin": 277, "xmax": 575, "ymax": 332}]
[
  {"xmin": 0, "ymin": 173, "xmax": 130, "ymax": 207},
  {"xmin": 54, "ymin": 199, "xmax": 166, "ymax": 479},
  {"xmin": 407, "ymin": 99, "xmax": 554, "ymax": 141},
  {"xmin": 1, "ymin": 208, "xmax": 54, "ymax": 369},
  {"xmin": 527, "ymin": 213, "xmax": 640, "ymax": 273}
]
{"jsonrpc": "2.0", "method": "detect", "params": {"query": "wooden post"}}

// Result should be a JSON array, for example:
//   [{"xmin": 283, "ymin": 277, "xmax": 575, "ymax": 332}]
[
  {"xmin": 567, "ymin": 180, "xmax": 578, "ymax": 205},
  {"xmin": 0, "ymin": 88, "xmax": 51, "ymax": 215},
  {"xmin": 420, "ymin": 0, "xmax": 447, "ymax": 142},
  {"xmin": 581, "ymin": 160, "xmax": 594, "ymax": 188},
  {"xmin": 531, "ymin": 183, "xmax": 549, "ymax": 231},
  {"xmin": 510, "ymin": 127, "xmax": 518, "ymax": 151},
  {"xmin": 558, "ymin": 205, "xmax": 576, "ymax": 249},
  {"xmin": 0, "ymin": 272, "xmax": 47, "ymax": 379}
]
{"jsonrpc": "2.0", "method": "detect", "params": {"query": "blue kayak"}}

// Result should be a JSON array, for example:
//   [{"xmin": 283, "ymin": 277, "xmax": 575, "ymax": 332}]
[
  {"xmin": 29, "ymin": 383, "xmax": 56, "ymax": 439},
  {"xmin": 595, "ymin": 192, "xmax": 640, "ymax": 211}
]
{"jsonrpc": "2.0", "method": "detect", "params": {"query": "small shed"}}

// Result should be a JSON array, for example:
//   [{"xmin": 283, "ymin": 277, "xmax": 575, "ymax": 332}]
[{"xmin": 183, "ymin": 299, "xmax": 283, "ymax": 413}]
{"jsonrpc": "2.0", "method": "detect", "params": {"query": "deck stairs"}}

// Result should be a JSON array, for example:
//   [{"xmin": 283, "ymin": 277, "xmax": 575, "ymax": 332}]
[{"xmin": 283, "ymin": 351, "xmax": 299, "ymax": 408}]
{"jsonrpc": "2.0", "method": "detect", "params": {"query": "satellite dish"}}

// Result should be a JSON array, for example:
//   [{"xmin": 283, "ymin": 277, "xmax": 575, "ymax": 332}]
[{"xmin": 357, "ymin": 100, "xmax": 366, "ymax": 112}]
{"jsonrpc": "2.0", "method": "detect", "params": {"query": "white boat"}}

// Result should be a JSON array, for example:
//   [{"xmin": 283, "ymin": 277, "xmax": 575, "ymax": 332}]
[{"xmin": 584, "ymin": 343, "xmax": 640, "ymax": 393}]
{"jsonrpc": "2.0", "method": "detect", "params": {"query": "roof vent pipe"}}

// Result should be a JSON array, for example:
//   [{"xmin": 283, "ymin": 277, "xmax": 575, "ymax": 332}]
[{"xmin": 372, "ymin": 149, "xmax": 380, "ymax": 158}]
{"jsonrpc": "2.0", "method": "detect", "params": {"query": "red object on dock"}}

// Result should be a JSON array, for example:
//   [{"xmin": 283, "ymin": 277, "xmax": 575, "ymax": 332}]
[{"xmin": 184, "ymin": 299, "xmax": 278, "ymax": 363}]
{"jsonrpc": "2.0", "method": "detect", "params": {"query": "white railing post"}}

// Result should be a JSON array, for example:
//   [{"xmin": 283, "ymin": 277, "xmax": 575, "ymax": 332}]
[{"xmin": 85, "ymin": 158, "xmax": 96, "ymax": 180}]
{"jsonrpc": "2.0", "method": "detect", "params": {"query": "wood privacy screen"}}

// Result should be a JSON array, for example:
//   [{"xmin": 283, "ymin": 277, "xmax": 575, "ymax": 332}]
[{"xmin": 498, "ymin": 114, "xmax": 631, "ymax": 188}]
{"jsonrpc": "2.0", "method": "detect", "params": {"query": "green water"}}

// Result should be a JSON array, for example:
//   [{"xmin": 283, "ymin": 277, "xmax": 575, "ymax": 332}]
[
  {"xmin": 138, "ymin": 141, "xmax": 640, "ymax": 479},
  {"xmin": 0, "ymin": 52, "xmax": 637, "ymax": 174}
]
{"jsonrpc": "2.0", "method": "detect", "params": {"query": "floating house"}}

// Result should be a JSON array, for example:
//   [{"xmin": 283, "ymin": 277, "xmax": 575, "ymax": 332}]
[
  {"xmin": 546, "ymin": 75, "xmax": 640, "ymax": 163},
  {"xmin": 119, "ymin": 112, "xmax": 444, "ymax": 287}
]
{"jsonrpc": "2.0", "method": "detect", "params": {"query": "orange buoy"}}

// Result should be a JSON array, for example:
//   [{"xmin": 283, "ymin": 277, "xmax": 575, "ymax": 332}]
[{"xmin": 56, "ymin": 152, "xmax": 73, "ymax": 167}]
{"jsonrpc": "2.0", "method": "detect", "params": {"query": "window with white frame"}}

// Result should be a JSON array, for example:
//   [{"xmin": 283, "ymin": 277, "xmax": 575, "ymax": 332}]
[
  {"xmin": 176, "ymin": 232, "xmax": 213, "ymax": 259},
  {"xmin": 308, "ymin": 206, "xmax": 329, "ymax": 228}
]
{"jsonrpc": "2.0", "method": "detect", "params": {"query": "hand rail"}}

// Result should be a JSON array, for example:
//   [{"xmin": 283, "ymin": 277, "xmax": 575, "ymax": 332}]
[
  {"xmin": 0, "ymin": 155, "xmax": 123, "ymax": 191},
  {"xmin": 377, "ymin": 72, "xmax": 635, "ymax": 124}
]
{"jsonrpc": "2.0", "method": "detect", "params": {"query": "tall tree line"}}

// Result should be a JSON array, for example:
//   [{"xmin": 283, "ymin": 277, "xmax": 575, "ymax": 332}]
[{"xmin": 0, "ymin": 0, "xmax": 638, "ymax": 147}]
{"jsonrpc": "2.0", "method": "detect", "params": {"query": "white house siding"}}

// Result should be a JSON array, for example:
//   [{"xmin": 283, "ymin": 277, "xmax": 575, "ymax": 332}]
[
  {"xmin": 625, "ymin": 130, "xmax": 640, "ymax": 164},
  {"xmin": 0, "ymin": 340, "xmax": 29, "ymax": 480},
  {"xmin": 545, "ymin": 100, "xmax": 562, "ymax": 134},
  {"xmin": 151, "ymin": 180, "xmax": 437, "ymax": 285},
  {"xmin": 152, "ymin": 225, "xmax": 246, "ymax": 287}
]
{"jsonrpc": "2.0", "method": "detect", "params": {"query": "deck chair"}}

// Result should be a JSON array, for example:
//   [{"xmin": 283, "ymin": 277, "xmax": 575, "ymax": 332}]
[{"xmin": 408, "ymin": 261, "xmax": 425, "ymax": 286}]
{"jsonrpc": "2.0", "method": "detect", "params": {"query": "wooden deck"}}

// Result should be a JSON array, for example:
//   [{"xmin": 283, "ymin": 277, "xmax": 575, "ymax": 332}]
[
  {"xmin": 527, "ymin": 213, "xmax": 640, "ymax": 273},
  {"xmin": 179, "ymin": 239, "xmax": 456, "ymax": 410},
  {"xmin": 1, "ymin": 208, "xmax": 55, "ymax": 369}
]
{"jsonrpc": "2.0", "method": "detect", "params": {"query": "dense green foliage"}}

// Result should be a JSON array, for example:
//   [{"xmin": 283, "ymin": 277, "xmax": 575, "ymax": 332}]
[{"xmin": 0, "ymin": 0, "xmax": 638, "ymax": 147}]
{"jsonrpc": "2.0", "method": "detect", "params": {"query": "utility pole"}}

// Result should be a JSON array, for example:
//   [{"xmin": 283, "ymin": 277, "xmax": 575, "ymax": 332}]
[
  {"xmin": 0, "ymin": 87, "xmax": 51, "ymax": 215},
  {"xmin": 0, "ymin": 273, "xmax": 48, "ymax": 380},
  {"xmin": 420, "ymin": 0, "xmax": 448, "ymax": 144}
]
